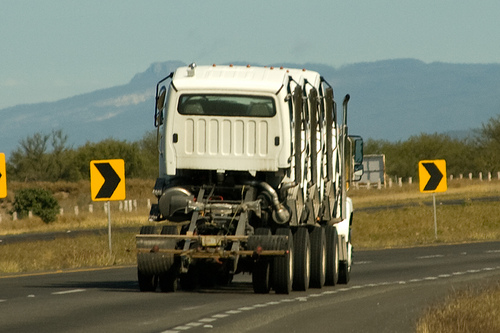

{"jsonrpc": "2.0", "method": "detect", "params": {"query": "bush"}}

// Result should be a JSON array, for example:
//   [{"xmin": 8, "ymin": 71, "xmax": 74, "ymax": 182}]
[{"xmin": 12, "ymin": 188, "xmax": 60, "ymax": 223}]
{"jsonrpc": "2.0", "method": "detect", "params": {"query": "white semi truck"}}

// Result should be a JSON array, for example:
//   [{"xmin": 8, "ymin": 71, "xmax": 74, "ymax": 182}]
[{"xmin": 136, "ymin": 63, "xmax": 363, "ymax": 294}]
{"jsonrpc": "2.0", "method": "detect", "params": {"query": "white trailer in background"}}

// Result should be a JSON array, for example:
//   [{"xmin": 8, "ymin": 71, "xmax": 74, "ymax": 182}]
[{"xmin": 136, "ymin": 64, "xmax": 363, "ymax": 294}]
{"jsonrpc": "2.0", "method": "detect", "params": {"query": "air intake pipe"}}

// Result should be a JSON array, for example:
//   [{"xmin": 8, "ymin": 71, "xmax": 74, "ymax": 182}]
[{"xmin": 247, "ymin": 181, "xmax": 291, "ymax": 224}]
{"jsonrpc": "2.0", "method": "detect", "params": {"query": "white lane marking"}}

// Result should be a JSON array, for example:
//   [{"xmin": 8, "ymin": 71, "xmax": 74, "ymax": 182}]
[
  {"xmin": 172, "ymin": 326, "xmax": 191, "ymax": 331},
  {"xmin": 52, "ymin": 289, "xmax": 86, "ymax": 295},
  {"xmin": 0, "ymin": 299, "xmax": 7, "ymax": 303},
  {"xmin": 238, "ymin": 306, "xmax": 255, "ymax": 311},
  {"xmin": 280, "ymin": 298, "xmax": 294, "ymax": 303},
  {"xmin": 322, "ymin": 290, "xmax": 338, "ymax": 294},
  {"xmin": 309, "ymin": 293, "xmax": 324, "ymax": 297},
  {"xmin": 212, "ymin": 314, "xmax": 229, "ymax": 318},
  {"xmin": 225, "ymin": 310, "xmax": 241, "ymax": 314},
  {"xmin": 355, "ymin": 261, "xmax": 372, "ymax": 264},
  {"xmin": 158, "ymin": 264, "xmax": 500, "ymax": 333},
  {"xmin": 417, "ymin": 254, "xmax": 444, "ymax": 259},
  {"xmin": 253, "ymin": 303, "xmax": 269, "ymax": 307},
  {"xmin": 485, "ymin": 250, "xmax": 500, "ymax": 253},
  {"xmin": 198, "ymin": 318, "xmax": 216, "ymax": 323}
]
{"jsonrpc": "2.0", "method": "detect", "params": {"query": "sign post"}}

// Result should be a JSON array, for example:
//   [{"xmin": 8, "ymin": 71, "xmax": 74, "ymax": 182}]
[
  {"xmin": 90, "ymin": 159, "xmax": 126, "ymax": 257},
  {"xmin": 0, "ymin": 153, "xmax": 6, "ymax": 199},
  {"xmin": 419, "ymin": 159, "xmax": 447, "ymax": 239}
]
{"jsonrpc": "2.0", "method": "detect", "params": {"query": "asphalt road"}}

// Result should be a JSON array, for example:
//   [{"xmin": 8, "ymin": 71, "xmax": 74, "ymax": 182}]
[{"xmin": 1, "ymin": 241, "xmax": 499, "ymax": 333}]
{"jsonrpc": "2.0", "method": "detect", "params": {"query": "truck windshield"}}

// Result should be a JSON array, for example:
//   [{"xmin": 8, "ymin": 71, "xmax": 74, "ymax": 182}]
[{"xmin": 178, "ymin": 94, "xmax": 276, "ymax": 117}]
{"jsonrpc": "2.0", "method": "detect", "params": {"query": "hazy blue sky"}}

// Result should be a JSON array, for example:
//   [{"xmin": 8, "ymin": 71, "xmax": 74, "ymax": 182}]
[{"xmin": 1, "ymin": 0, "xmax": 499, "ymax": 109}]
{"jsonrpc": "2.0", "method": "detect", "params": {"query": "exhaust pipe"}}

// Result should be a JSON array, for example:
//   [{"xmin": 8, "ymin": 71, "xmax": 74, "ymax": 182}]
[{"xmin": 248, "ymin": 181, "xmax": 290, "ymax": 224}]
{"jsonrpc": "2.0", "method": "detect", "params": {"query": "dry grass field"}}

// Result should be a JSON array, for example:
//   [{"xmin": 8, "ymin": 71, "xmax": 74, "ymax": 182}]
[
  {"xmin": 351, "ymin": 179, "xmax": 500, "ymax": 332},
  {"xmin": 1, "ymin": 178, "xmax": 499, "ymax": 271},
  {"xmin": 416, "ymin": 282, "xmax": 500, "ymax": 333},
  {"xmin": 350, "ymin": 179, "xmax": 500, "ymax": 249}
]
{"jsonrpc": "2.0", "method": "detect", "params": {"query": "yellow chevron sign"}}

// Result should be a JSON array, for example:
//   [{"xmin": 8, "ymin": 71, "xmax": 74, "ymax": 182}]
[
  {"xmin": 419, "ymin": 160, "xmax": 447, "ymax": 193},
  {"xmin": 90, "ymin": 159, "xmax": 126, "ymax": 201},
  {"xmin": 0, "ymin": 153, "xmax": 6, "ymax": 198}
]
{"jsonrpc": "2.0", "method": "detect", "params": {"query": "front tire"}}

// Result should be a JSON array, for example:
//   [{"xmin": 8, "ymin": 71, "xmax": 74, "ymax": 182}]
[
  {"xmin": 338, "ymin": 240, "xmax": 351, "ymax": 284},
  {"xmin": 324, "ymin": 225, "xmax": 339, "ymax": 286}
]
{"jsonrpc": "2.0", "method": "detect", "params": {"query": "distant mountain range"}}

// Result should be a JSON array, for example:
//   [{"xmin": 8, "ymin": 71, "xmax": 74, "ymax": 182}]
[{"xmin": 1, "ymin": 59, "xmax": 499, "ymax": 157}]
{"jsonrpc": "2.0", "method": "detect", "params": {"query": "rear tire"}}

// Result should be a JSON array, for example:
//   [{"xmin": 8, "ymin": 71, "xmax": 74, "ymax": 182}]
[
  {"xmin": 158, "ymin": 272, "xmax": 177, "ymax": 292},
  {"xmin": 253, "ymin": 259, "xmax": 271, "ymax": 293},
  {"xmin": 252, "ymin": 228, "xmax": 272, "ymax": 294},
  {"xmin": 273, "ymin": 228, "xmax": 293, "ymax": 294},
  {"xmin": 138, "ymin": 225, "xmax": 158, "ymax": 292},
  {"xmin": 158, "ymin": 225, "xmax": 180, "ymax": 292},
  {"xmin": 180, "ymin": 266, "xmax": 199, "ymax": 290},
  {"xmin": 309, "ymin": 226, "xmax": 326, "ymax": 288},
  {"xmin": 138, "ymin": 271, "xmax": 158, "ymax": 292},
  {"xmin": 292, "ymin": 227, "xmax": 310, "ymax": 291}
]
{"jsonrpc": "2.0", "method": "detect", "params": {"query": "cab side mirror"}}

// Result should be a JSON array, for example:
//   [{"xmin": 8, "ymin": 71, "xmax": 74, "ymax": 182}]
[
  {"xmin": 155, "ymin": 85, "xmax": 166, "ymax": 127},
  {"xmin": 349, "ymin": 135, "xmax": 364, "ymax": 181}
]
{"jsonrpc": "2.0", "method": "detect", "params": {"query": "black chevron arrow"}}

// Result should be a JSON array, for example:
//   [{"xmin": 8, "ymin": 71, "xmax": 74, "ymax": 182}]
[
  {"xmin": 423, "ymin": 162, "xmax": 443, "ymax": 191},
  {"xmin": 94, "ymin": 163, "xmax": 121, "ymax": 199}
]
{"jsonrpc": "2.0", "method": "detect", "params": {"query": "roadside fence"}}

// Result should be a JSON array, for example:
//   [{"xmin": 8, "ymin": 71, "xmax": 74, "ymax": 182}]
[
  {"xmin": 1, "ymin": 199, "xmax": 153, "ymax": 222},
  {"xmin": 356, "ymin": 171, "xmax": 500, "ymax": 190}
]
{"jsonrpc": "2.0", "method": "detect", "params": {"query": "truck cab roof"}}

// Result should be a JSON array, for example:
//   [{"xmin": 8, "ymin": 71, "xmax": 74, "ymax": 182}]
[{"xmin": 172, "ymin": 64, "xmax": 320, "ymax": 94}]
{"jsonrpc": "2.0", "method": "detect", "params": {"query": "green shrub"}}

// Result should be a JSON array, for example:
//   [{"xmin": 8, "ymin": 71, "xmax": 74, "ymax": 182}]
[{"xmin": 12, "ymin": 188, "xmax": 60, "ymax": 223}]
